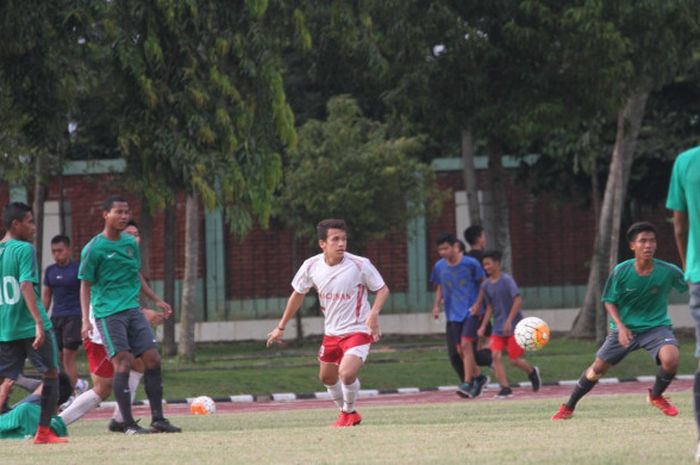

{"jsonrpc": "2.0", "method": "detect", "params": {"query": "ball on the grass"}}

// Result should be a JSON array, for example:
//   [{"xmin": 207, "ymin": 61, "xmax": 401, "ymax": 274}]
[
  {"xmin": 514, "ymin": 317, "xmax": 551, "ymax": 351},
  {"xmin": 190, "ymin": 395, "xmax": 216, "ymax": 415}
]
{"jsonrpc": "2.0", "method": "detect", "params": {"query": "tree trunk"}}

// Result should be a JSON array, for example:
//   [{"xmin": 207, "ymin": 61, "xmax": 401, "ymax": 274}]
[
  {"xmin": 570, "ymin": 88, "xmax": 651, "ymax": 341},
  {"xmin": 32, "ymin": 155, "xmax": 46, "ymax": 272},
  {"xmin": 139, "ymin": 195, "xmax": 153, "ymax": 307},
  {"xmin": 178, "ymin": 193, "xmax": 199, "ymax": 362},
  {"xmin": 485, "ymin": 140, "xmax": 512, "ymax": 271},
  {"xmin": 461, "ymin": 127, "xmax": 481, "ymax": 225},
  {"xmin": 162, "ymin": 198, "xmax": 177, "ymax": 356}
]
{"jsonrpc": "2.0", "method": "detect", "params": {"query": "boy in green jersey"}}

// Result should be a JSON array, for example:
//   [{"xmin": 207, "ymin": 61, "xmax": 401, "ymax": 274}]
[
  {"xmin": 0, "ymin": 202, "xmax": 66, "ymax": 444},
  {"xmin": 79, "ymin": 195, "xmax": 180, "ymax": 435},
  {"xmin": 666, "ymin": 145, "xmax": 700, "ymax": 463},
  {"xmin": 552, "ymin": 222, "xmax": 687, "ymax": 420}
]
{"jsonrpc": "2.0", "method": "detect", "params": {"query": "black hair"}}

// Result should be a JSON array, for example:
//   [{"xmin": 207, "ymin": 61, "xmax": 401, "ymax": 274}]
[
  {"xmin": 57, "ymin": 373, "xmax": 72, "ymax": 406},
  {"xmin": 456, "ymin": 239, "xmax": 466, "ymax": 253},
  {"xmin": 464, "ymin": 225, "xmax": 484, "ymax": 246},
  {"xmin": 317, "ymin": 219, "xmax": 347, "ymax": 241},
  {"xmin": 2, "ymin": 202, "xmax": 32, "ymax": 230},
  {"xmin": 482, "ymin": 250, "xmax": 502, "ymax": 263},
  {"xmin": 126, "ymin": 219, "xmax": 138, "ymax": 229},
  {"xmin": 436, "ymin": 232, "xmax": 458, "ymax": 246},
  {"xmin": 51, "ymin": 235, "xmax": 70, "ymax": 247},
  {"xmin": 102, "ymin": 195, "xmax": 128, "ymax": 212},
  {"xmin": 626, "ymin": 221, "xmax": 657, "ymax": 242}
]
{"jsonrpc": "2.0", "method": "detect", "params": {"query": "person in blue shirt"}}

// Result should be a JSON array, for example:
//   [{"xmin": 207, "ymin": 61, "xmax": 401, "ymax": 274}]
[
  {"xmin": 431, "ymin": 233, "xmax": 487, "ymax": 398},
  {"xmin": 42, "ymin": 235, "xmax": 82, "ymax": 390}
]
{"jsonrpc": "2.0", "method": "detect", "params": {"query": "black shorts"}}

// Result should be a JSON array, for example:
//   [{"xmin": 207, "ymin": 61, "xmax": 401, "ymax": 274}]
[
  {"xmin": 446, "ymin": 318, "xmax": 492, "ymax": 348},
  {"xmin": 96, "ymin": 307, "xmax": 157, "ymax": 359},
  {"xmin": 0, "ymin": 332, "xmax": 60, "ymax": 380},
  {"xmin": 51, "ymin": 315, "xmax": 83, "ymax": 351}
]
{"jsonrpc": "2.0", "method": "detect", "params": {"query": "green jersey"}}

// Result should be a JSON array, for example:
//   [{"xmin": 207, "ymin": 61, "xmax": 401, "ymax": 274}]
[
  {"xmin": 0, "ymin": 240, "xmax": 52, "ymax": 342},
  {"xmin": 78, "ymin": 232, "xmax": 141, "ymax": 319},
  {"xmin": 0, "ymin": 402, "xmax": 67, "ymax": 439},
  {"xmin": 666, "ymin": 146, "xmax": 700, "ymax": 283},
  {"xmin": 602, "ymin": 258, "xmax": 686, "ymax": 332}
]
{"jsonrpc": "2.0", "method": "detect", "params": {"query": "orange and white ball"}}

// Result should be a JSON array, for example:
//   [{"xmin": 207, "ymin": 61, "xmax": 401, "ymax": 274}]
[
  {"xmin": 514, "ymin": 317, "xmax": 551, "ymax": 351},
  {"xmin": 190, "ymin": 396, "xmax": 216, "ymax": 415}
]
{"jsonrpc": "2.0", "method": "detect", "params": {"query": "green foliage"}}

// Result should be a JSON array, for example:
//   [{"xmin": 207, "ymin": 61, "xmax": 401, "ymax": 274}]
[
  {"xmin": 103, "ymin": 0, "xmax": 295, "ymax": 228},
  {"xmin": 277, "ymin": 95, "xmax": 443, "ymax": 250}
]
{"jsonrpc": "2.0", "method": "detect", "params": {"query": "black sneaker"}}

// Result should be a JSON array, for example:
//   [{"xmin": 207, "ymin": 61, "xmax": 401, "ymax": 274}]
[
  {"xmin": 528, "ymin": 366, "xmax": 542, "ymax": 392},
  {"xmin": 456, "ymin": 382, "xmax": 472, "ymax": 398},
  {"xmin": 108, "ymin": 419, "xmax": 125, "ymax": 433},
  {"xmin": 495, "ymin": 386, "xmax": 513, "ymax": 398},
  {"xmin": 468, "ymin": 374, "xmax": 488, "ymax": 398},
  {"xmin": 124, "ymin": 422, "xmax": 151, "ymax": 435},
  {"xmin": 150, "ymin": 418, "xmax": 182, "ymax": 433}
]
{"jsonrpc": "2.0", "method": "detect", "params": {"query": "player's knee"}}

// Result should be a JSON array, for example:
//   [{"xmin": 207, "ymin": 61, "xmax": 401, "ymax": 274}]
[
  {"xmin": 93, "ymin": 381, "xmax": 112, "ymax": 400},
  {"xmin": 319, "ymin": 372, "xmax": 337, "ymax": 385},
  {"xmin": 338, "ymin": 371, "xmax": 357, "ymax": 385}
]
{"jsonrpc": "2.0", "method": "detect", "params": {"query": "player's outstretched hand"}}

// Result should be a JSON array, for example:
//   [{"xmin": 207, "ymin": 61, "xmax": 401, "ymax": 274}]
[
  {"xmin": 32, "ymin": 324, "xmax": 45, "ymax": 350},
  {"xmin": 142, "ymin": 308, "xmax": 165, "ymax": 326},
  {"xmin": 266, "ymin": 327, "xmax": 284, "ymax": 347},
  {"xmin": 617, "ymin": 324, "xmax": 633, "ymax": 347},
  {"xmin": 366, "ymin": 314, "xmax": 381, "ymax": 342},
  {"xmin": 81, "ymin": 319, "xmax": 92, "ymax": 340},
  {"xmin": 156, "ymin": 300, "xmax": 173, "ymax": 319}
]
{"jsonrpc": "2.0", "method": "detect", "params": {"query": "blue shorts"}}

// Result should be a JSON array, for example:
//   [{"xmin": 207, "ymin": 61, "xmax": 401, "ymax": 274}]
[
  {"xmin": 96, "ymin": 308, "xmax": 157, "ymax": 359},
  {"xmin": 461, "ymin": 314, "xmax": 483, "ymax": 342}
]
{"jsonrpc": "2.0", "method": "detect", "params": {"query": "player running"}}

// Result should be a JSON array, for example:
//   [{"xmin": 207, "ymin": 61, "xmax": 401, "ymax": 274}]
[
  {"xmin": 552, "ymin": 222, "xmax": 686, "ymax": 420},
  {"xmin": 266, "ymin": 219, "xmax": 389, "ymax": 427}
]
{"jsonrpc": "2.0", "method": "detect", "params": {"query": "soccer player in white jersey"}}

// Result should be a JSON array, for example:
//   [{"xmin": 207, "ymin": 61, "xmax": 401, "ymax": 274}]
[{"xmin": 266, "ymin": 219, "xmax": 390, "ymax": 427}]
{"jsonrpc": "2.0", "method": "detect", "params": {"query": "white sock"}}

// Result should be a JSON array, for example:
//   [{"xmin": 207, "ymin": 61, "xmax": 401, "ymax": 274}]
[
  {"xmin": 341, "ymin": 379, "xmax": 361, "ymax": 413},
  {"xmin": 59, "ymin": 389, "xmax": 102, "ymax": 425},
  {"xmin": 325, "ymin": 381, "xmax": 343, "ymax": 409},
  {"xmin": 112, "ymin": 371, "xmax": 143, "ymax": 422}
]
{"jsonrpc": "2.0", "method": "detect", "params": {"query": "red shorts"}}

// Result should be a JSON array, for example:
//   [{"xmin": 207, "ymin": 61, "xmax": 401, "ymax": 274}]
[
  {"xmin": 84, "ymin": 338, "xmax": 114, "ymax": 378},
  {"xmin": 490, "ymin": 335, "xmax": 525, "ymax": 360},
  {"xmin": 318, "ymin": 333, "xmax": 373, "ymax": 365}
]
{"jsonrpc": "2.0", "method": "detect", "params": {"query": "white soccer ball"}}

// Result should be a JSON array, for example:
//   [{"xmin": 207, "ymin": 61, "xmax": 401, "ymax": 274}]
[
  {"xmin": 514, "ymin": 317, "xmax": 551, "ymax": 351},
  {"xmin": 190, "ymin": 395, "xmax": 216, "ymax": 415}
]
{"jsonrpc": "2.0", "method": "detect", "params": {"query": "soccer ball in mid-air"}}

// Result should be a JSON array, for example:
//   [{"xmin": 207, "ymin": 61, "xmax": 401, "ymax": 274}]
[
  {"xmin": 514, "ymin": 317, "xmax": 551, "ymax": 351},
  {"xmin": 190, "ymin": 396, "xmax": 216, "ymax": 415}
]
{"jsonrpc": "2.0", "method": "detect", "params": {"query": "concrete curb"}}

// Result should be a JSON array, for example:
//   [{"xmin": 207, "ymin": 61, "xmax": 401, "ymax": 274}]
[{"xmin": 96, "ymin": 374, "xmax": 695, "ymax": 409}]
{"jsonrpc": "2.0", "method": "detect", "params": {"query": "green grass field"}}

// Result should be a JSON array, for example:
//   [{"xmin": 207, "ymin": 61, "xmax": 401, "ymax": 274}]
[{"xmin": 2, "ymin": 392, "xmax": 696, "ymax": 465}]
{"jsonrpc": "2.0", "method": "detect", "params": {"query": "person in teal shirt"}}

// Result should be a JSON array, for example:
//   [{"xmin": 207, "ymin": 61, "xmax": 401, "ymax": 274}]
[
  {"xmin": 666, "ymin": 145, "xmax": 700, "ymax": 462},
  {"xmin": 0, "ymin": 372, "xmax": 71, "ymax": 439},
  {"xmin": 0, "ymin": 202, "xmax": 66, "ymax": 444},
  {"xmin": 79, "ymin": 195, "xmax": 180, "ymax": 435},
  {"xmin": 553, "ymin": 222, "xmax": 686, "ymax": 420}
]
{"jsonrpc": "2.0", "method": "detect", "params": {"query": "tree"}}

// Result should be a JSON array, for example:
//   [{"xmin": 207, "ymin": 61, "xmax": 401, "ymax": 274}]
[
  {"xmin": 277, "ymin": 95, "xmax": 442, "ymax": 251},
  {"xmin": 104, "ymin": 0, "xmax": 297, "ymax": 360},
  {"xmin": 568, "ymin": 1, "xmax": 700, "ymax": 340}
]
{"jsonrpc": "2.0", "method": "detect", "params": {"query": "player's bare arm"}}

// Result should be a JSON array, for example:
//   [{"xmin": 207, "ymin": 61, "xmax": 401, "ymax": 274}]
[
  {"xmin": 139, "ymin": 273, "xmax": 172, "ymax": 318},
  {"xmin": 503, "ymin": 295, "xmax": 523, "ymax": 336},
  {"xmin": 478, "ymin": 304, "xmax": 492, "ymax": 338},
  {"xmin": 366, "ymin": 285, "xmax": 389, "ymax": 342},
  {"xmin": 431, "ymin": 285, "xmax": 442, "ymax": 319},
  {"xmin": 266, "ymin": 291, "xmax": 306, "ymax": 347},
  {"xmin": 672, "ymin": 210, "xmax": 689, "ymax": 270},
  {"xmin": 41, "ymin": 285, "xmax": 52, "ymax": 313},
  {"xmin": 470, "ymin": 288, "xmax": 485, "ymax": 315},
  {"xmin": 604, "ymin": 302, "xmax": 632, "ymax": 347},
  {"xmin": 20, "ymin": 281, "xmax": 45, "ymax": 349},
  {"xmin": 80, "ymin": 280, "xmax": 92, "ymax": 339}
]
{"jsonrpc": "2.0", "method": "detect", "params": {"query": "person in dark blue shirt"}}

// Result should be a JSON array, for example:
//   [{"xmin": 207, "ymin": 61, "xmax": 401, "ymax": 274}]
[
  {"xmin": 430, "ymin": 233, "xmax": 487, "ymax": 398},
  {"xmin": 42, "ymin": 235, "xmax": 82, "ymax": 390}
]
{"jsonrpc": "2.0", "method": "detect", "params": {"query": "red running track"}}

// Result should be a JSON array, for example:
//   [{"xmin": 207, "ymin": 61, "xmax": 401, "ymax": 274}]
[{"xmin": 80, "ymin": 379, "xmax": 693, "ymax": 420}]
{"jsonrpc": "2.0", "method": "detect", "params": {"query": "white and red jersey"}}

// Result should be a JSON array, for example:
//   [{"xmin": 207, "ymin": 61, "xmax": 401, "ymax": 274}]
[{"xmin": 292, "ymin": 252, "xmax": 386, "ymax": 337}]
